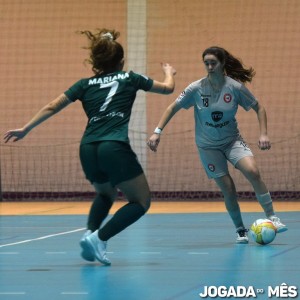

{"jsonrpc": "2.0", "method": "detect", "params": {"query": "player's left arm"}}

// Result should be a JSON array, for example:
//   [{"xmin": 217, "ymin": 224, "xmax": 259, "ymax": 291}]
[
  {"xmin": 4, "ymin": 93, "xmax": 72, "ymax": 143},
  {"xmin": 251, "ymin": 102, "xmax": 271, "ymax": 150},
  {"xmin": 149, "ymin": 63, "xmax": 176, "ymax": 94}
]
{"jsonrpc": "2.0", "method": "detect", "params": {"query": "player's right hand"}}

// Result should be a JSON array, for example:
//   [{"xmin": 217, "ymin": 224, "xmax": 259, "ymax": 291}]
[
  {"xmin": 4, "ymin": 128, "xmax": 28, "ymax": 143},
  {"xmin": 147, "ymin": 134, "xmax": 160, "ymax": 152}
]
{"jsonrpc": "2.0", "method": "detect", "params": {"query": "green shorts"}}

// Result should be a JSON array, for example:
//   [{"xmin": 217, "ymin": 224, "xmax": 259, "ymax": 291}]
[
  {"xmin": 79, "ymin": 141, "xmax": 144, "ymax": 186},
  {"xmin": 197, "ymin": 137, "xmax": 254, "ymax": 179}
]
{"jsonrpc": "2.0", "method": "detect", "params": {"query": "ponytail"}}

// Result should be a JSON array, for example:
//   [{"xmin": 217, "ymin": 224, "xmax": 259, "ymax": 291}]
[{"xmin": 78, "ymin": 28, "xmax": 124, "ymax": 75}]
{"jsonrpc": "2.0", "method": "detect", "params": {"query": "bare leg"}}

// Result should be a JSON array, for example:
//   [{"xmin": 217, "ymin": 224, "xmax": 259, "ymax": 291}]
[
  {"xmin": 236, "ymin": 156, "xmax": 274, "ymax": 217},
  {"xmin": 214, "ymin": 174, "xmax": 245, "ymax": 229},
  {"xmin": 236, "ymin": 156, "xmax": 267, "ymax": 194}
]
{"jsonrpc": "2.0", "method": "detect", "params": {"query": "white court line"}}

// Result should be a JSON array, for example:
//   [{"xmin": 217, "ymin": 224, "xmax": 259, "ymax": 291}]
[
  {"xmin": 61, "ymin": 292, "xmax": 88, "ymax": 295},
  {"xmin": 0, "ymin": 228, "xmax": 85, "ymax": 248},
  {"xmin": 0, "ymin": 292, "xmax": 26, "ymax": 295},
  {"xmin": 140, "ymin": 252, "xmax": 161, "ymax": 254},
  {"xmin": 45, "ymin": 252, "xmax": 67, "ymax": 254},
  {"xmin": 188, "ymin": 252, "xmax": 209, "ymax": 255},
  {"xmin": 0, "ymin": 252, "xmax": 19, "ymax": 254}
]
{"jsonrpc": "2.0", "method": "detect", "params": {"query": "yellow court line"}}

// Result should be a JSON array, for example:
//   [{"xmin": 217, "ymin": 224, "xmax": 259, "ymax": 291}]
[{"xmin": 1, "ymin": 201, "xmax": 299, "ymax": 216}]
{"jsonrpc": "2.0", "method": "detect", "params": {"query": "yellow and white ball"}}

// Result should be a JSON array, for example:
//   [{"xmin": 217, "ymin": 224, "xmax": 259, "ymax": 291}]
[{"xmin": 250, "ymin": 219, "xmax": 277, "ymax": 245}]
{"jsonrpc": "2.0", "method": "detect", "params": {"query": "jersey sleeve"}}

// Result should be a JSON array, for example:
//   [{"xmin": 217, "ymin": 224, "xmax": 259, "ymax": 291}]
[
  {"xmin": 129, "ymin": 71, "xmax": 154, "ymax": 91},
  {"xmin": 175, "ymin": 84, "xmax": 196, "ymax": 109},
  {"xmin": 237, "ymin": 84, "xmax": 258, "ymax": 111},
  {"xmin": 64, "ymin": 79, "xmax": 85, "ymax": 102}
]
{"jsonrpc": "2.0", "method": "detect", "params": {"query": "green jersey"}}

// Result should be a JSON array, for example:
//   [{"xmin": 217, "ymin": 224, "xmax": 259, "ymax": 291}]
[{"xmin": 64, "ymin": 71, "xmax": 153, "ymax": 145}]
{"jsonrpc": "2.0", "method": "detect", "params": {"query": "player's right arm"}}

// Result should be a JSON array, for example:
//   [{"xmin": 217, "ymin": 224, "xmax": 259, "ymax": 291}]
[
  {"xmin": 149, "ymin": 63, "xmax": 176, "ymax": 94},
  {"xmin": 147, "ymin": 84, "xmax": 195, "ymax": 152},
  {"xmin": 4, "ymin": 93, "xmax": 72, "ymax": 143},
  {"xmin": 147, "ymin": 100, "xmax": 182, "ymax": 152}
]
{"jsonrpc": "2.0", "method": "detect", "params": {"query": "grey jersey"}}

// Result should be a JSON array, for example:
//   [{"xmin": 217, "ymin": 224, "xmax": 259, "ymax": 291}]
[{"xmin": 176, "ymin": 76, "xmax": 258, "ymax": 149}]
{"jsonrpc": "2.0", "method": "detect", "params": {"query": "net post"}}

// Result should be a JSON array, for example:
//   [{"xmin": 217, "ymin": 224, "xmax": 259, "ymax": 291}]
[{"xmin": 127, "ymin": 0, "xmax": 147, "ymax": 171}]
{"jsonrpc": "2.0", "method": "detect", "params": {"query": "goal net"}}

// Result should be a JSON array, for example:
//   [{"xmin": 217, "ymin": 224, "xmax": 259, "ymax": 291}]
[{"xmin": 1, "ymin": 0, "xmax": 299, "ymax": 201}]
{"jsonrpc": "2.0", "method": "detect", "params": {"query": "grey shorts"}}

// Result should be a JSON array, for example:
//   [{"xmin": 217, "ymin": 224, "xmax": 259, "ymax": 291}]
[{"xmin": 197, "ymin": 138, "xmax": 253, "ymax": 179}]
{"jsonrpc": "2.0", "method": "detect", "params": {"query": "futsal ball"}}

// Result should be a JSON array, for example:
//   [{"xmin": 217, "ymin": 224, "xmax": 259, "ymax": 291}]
[{"xmin": 249, "ymin": 219, "xmax": 277, "ymax": 245}]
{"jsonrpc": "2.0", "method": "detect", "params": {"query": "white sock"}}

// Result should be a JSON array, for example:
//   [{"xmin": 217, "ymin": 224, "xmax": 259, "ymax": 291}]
[{"xmin": 256, "ymin": 192, "xmax": 275, "ymax": 217}]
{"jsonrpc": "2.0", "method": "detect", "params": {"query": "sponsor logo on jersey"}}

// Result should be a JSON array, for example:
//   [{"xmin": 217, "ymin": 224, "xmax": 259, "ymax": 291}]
[
  {"xmin": 205, "ymin": 121, "xmax": 230, "ymax": 128},
  {"xmin": 223, "ymin": 93, "xmax": 232, "ymax": 103},
  {"xmin": 89, "ymin": 111, "xmax": 124, "ymax": 123},
  {"xmin": 211, "ymin": 111, "xmax": 223, "ymax": 122},
  {"xmin": 88, "ymin": 73, "xmax": 129, "ymax": 85}
]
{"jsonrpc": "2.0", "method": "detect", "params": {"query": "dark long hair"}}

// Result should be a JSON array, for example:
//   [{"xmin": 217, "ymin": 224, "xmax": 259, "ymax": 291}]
[
  {"xmin": 78, "ymin": 28, "xmax": 124, "ymax": 75},
  {"xmin": 202, "ymin": 46, "xmax": 255, "ymax": 83}
]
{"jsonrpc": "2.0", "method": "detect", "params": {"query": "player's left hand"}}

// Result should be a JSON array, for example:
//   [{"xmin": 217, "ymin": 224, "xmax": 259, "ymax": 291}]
[
  {"xmin": 161, "ymin": 63, "xmax": 176, "ymax": 76},
  {"xmin": 258, "ymin": 134, "xmax": 271, "ymax": 150}
]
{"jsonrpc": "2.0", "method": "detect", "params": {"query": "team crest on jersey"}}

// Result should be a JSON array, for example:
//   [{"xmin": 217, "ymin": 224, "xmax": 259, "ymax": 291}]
[
  {"xmin": 211, "ymin": 111, "xmax": 223, "ymax": 122},
  {"xmin": 208, "ymin": 164, "xmax": 215, "ymax": 172},
  {"xmin": 223, "ymin": 93, "xmax": 232, "ymax": 103}
]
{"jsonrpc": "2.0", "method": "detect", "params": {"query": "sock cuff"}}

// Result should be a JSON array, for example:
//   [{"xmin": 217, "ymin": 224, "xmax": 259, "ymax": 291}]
[{"xmin": 256, "ymin": 192, "xmax": 272, "ymax": 205}]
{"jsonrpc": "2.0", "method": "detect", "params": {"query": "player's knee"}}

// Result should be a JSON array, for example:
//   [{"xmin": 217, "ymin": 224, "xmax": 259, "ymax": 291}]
[
  {"xmin": 96, "ymin": 192, "xmax": 115, "ymax": 204},
  {"xmin": 142, "ymin": 197, "xmax": 151, "ymax": 212},
  {"xmin": 133, "ymin": 196, "xmax": 151, "ymax": 213},
  {"xmin": 246, "ymin": 167, "xmax": 261, "ymax": 183}
]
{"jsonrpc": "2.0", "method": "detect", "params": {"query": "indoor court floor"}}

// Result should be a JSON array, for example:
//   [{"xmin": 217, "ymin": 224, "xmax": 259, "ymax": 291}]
[{"xmin": 0, "ymin": 201, "xmax": 299, "ymax": 300}]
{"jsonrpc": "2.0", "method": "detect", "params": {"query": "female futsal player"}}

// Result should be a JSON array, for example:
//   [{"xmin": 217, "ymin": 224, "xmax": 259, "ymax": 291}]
[
  {"xmin": 147, "ymin": 46, "xmax": 287, "ymax": 243},
  {"xmin": 4, "ymin": 28, "xmax": 176, "ymax": 264}
]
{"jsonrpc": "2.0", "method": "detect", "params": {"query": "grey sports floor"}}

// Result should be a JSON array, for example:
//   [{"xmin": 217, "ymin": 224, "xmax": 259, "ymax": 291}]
[{"xmin": 1, "ymin": 212, "xmax": 299, "ymax": 300}]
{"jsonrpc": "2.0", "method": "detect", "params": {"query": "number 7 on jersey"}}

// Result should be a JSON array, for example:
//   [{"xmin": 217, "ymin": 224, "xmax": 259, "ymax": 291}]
[{"xmin": 99, "ymin": 81, "xmax": 119, "ymax": 112}]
